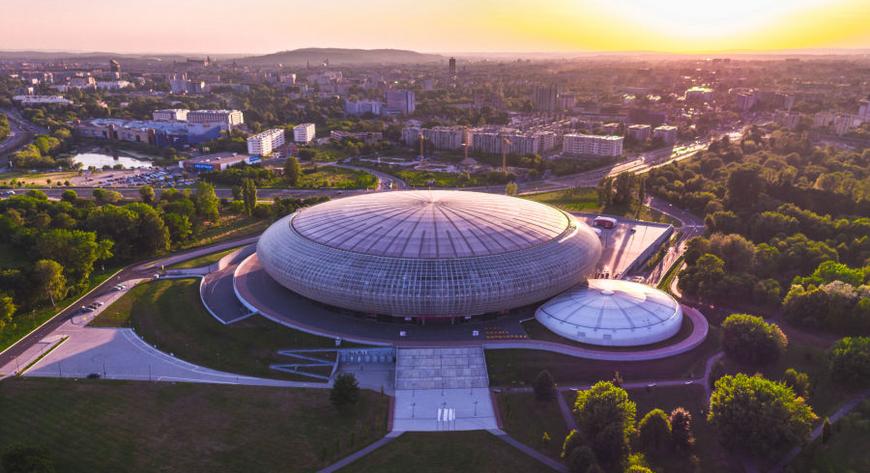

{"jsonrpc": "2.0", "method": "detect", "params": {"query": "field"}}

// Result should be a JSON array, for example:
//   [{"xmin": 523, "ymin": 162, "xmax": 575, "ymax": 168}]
[
  {"xmin": 0, "ymin": 377, "xmax": 389, "ymax": 473},
  {"xmin": 341, "ymin": 431, "xmax": 549, "ymax": 473},
  {"xmin": 168, "ymin": 246, "xmax": 240, "ymax": 269},
  {"xmin": 90, "ymin": 278, "xmax": 357, "ymax": 380},
  {"xmin": 0, "ymin": 170, "xmax": 80, "ymax": 187},
  {"xmin": 494, "ymin": 391, "xmax": 569, "ymax": 460},
  {"xmin": 524, "ymin": 188, "xmax": 678, "ymax": 224},
  {"xmin": 297, "ymin": 165, "xmax": 377, "ymax": 189}
]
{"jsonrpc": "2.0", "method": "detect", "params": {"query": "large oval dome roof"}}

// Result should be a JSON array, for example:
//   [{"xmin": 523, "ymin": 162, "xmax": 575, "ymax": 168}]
[{"xmin": 290, "ymin": 190, "xmax": 571, "ymax": 258}]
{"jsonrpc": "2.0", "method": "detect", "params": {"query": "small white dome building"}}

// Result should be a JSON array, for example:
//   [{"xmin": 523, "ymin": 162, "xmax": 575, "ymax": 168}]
[{"xmin": 535, "ymin": 279, "xmax": 683, "ymax": 347}]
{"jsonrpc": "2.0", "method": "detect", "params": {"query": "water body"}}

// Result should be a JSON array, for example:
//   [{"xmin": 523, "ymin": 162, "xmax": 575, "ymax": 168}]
[{"xmin": 72, "ymin": 152, "xmax": 153, "ymax": 169}]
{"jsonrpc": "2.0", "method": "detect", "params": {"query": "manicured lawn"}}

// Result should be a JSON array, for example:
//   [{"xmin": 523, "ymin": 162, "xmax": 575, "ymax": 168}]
[
  {"xmin": 0, "ymin": 265, "xmax": 120, "ymax": 354},
  {"xmin": 495, "ymin": 391, "xmax": 569, "ymax": 460},
  {"xmin": 90, "ymin": 278, "xmax": 362, "ymax": 380},
  {"xmin": 790, "ymin": 399, "xmax": 870, "ymax": 472},
  {"xmin": 0, "ymin": 377, "xmax": 389, "ymax": 473},
  {"xmin": 485, "ymin": 326, "xmax": 721, "ymax": 387},
  {"xmin": 168, "ymin": 246, "xmax": 240, "ymax": 269},
  {"xmin": 341, "ymin": 431, "xmax": 549, "ymax": 473}
]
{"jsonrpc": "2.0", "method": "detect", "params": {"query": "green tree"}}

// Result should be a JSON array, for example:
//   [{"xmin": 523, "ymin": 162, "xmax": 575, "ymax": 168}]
[
  {"xmin": 139, "ymin": 185, "xmax": 156, "ymax": 205},
  {"xmin": 533, "ymin": 369, "xmax": 556, "ymax": 401},
  {"xmin": 708, "ymin": 374, "xmax": 817, "ymax": 458},
  {"xmin": 60, "ymin": 189, "xmax": 77, "ymax": 204},
  {"xmin": 565, "ymin": 444, "xmax": 598, "ymax": 473},
  {"xmin": 571, "ymin": 381, "xmax": 636, "ymax": 469},
  {"xmin": 31, "ymin": 260, "xmax": 66, "ymax": 306},
  {"xmin": 505, "ymin": 181, "xmax": 518, "ymax": 196},
  {"xmin": 669, "ymin": 407, "xmax": 695, "ymax": 452},
  {"xmin": 164, "ymin": 213, "xmax": 193, "ymax": 244},
  {"xmin": 828, "ymin": 337, "xmax": 870, "ymax": 387},
  {"xmin": 1, "ymin": 445, "xmax": 55, "ymax": 473},
  {"xmin": 241, "ymin": 178, "xmax": 257, "ymax": 216},
  {"xmin": 92, "ymin": 188, "xmax": 122, "ymax": 204},
  {"xmin": 36, "ymin": 229, "xmax": 107, "ymax": 287},
  {"xmin": 721, "ymin": 314, "xmax": 788, "ymax": 365},
  {"xmin": 637, "ymin": 409, "xmax": 671, "ymax": 453},
  {"xmin": 782, "ymin": 368, "xmax": 811, "ymax": 399},
  {"xmin": 284, "ymin": 156, "xmax": 302, "ymax": 186},
  {"xmin": 194, "ymin": 181, "xmax": 220, "ymax": 222},
  {"xmin": 330, "ymin": 373, "xmax": 360, "ymax": 410},
  {"xmin": 0, "ymin": 295, "xmax": 15, "ymax": 333}
]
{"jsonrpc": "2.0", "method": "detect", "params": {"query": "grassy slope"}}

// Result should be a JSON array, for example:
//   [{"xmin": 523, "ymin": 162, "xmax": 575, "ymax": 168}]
[
  {"xmin": 168, "ymin": 246, "xmax": 239, "ymax": 269},
  {"xmin": 90, "ymin": 279, "xmax": 351, "ymax": 379},
  {"xmin": 495, "ymin": 392, "xmax": 569, "ymax": 460},
  {"xmin": 341, "ymin": 431, "xmax": 549, "ymax": 473},
  {"xmin": 524, "ymin": 188, "xmax": 678, "ymax": 224},
  {"xmin": 0, "ymin": 377, "xmax": 388, "ymax": 473},
  {"xmin": 789, "ymin": 399, "xmax": 870, "ymax": 472}
]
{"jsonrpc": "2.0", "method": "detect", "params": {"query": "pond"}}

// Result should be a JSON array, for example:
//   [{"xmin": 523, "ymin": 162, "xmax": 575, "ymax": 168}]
[{"xmin": 72, "ymin": 152, "xmax": 153, "ymax": 170}]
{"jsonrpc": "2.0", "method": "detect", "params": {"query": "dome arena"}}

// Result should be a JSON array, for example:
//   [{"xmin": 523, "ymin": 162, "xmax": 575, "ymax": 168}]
[
  {"xmin": 535, "ymin": 279, "xmax": 683, "ymax": 346},
  {"xmin": 256, "ymin": 190, "xmax": 603, "ymax": 318}
]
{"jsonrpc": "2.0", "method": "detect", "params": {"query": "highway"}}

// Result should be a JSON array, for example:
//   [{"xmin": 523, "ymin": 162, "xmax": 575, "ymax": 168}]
[{"xmin": 0, "ymin": 108, "xmax": 47, "ymax": 166}]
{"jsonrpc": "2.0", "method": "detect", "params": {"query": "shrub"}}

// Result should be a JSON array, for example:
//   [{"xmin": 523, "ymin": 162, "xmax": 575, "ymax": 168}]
[{"xmin": 721, "ymin": 313, "xmax": 788, "ymax": 364}]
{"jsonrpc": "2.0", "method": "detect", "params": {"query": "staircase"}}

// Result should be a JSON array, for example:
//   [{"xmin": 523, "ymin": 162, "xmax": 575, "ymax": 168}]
[{"xmin": 395, "ymin": 347, "xmax": 489, "ymax": 390}]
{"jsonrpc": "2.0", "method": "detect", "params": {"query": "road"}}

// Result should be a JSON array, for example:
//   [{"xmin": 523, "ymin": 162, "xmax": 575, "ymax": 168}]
[
  {"xmin": 0, "ymin": 108, "xmax": 47, "ymax": 166},
  {"xmin": 0, "ymin": 234, "xmax": 260, "ymax": 371}
]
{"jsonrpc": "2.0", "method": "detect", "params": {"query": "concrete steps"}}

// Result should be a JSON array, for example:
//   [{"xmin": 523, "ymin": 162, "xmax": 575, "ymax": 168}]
[{"xmin": 395, "ymin": 347, "xmax": 489, "ymax": 390}]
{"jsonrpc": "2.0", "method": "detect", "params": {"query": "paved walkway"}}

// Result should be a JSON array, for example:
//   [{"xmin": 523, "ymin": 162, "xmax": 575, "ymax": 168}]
[
  {"xmin": 490, "ymin": 429, "xmax": 568, "ymax": 472},
  {"xmin": 316, "ymin": 432, "xmax": 404, "ymax": 473}
]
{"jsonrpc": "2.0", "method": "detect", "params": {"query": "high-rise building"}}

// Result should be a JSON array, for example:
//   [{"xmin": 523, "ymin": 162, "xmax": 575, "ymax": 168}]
[
  {"xmin": 532, "ymin": 85, "xmax": 559, "ymax": 113},
  {"xmin": 685, "ymin": 86, "xmax": 714, "ymax": 102},
  {"xmin": 247, "ymin": 128, "xmax": 285, "ymax": 157},
  {"xmin": 187, "ymin": 109, "xmax": 244, "ymax": 130},
  {"xmin": 293, "ymin": 123, "xmax": 316, "ymax": 143},
  {"xmin": 448, "ymin": 57, "xmax": 457, "ymax": 76},
  {"xmin": 858, "ymin": 99, "xmax": 870, "ymax": 121},
  {"xmin": 562, "ymin": 134, "xmax": 623, "ymax": 157},
  {"xmin": 626, "ymin": 124, "xmax": 651, "ymax": 141},
  {"xmin": 384, "ymin": 89, "xmax": 416, "ymax": 115},
  {"xmin": 344, "ymin": 99, "xmax": 383, "ymax": 116},
  {"xmin": 652, "ymin": 125, "xmax": 678, "ymax": 145},
  {"xmin": 109, "ymin": 59, "xmax": 121, "ymax": 79}
]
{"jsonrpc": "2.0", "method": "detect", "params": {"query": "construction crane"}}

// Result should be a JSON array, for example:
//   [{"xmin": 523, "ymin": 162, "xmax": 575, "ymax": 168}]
[{"xmin": 501, "ymin": 135, "xmax": 512, "ymax": 175}]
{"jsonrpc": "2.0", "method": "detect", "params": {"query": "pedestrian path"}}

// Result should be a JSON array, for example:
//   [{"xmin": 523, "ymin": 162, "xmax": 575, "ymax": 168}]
[{"xmin": 392, "ymin": 347, "xmax": 498, "ymax": 432}]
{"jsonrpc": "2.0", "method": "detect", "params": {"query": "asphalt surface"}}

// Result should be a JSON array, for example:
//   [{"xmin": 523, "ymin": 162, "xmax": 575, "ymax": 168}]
[
  {"xmin": 0, "ymin": 234, "xmax": 261, "ymax": 370},
  {"xmin": 0, "ymin": 108, "xmax": 47, "ymax": 164}
]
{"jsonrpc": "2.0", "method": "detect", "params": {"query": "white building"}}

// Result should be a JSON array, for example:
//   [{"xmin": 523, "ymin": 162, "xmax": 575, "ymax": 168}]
[
  {"xmin": 652, "ymin": 125, "xmax": 678, "ymax": 145},
  {"xmin": 562, "ymin": 134, "xmax": 623, "ymax": 157},
  {"xmin": 187, "ymin": 110, "xmax": 244, "ymax": 130},
  {"xmin": 12, "ymin": 95, "xmax": 73, "ymax": 106},
  {"xmin": 293, "ymin": 123, "xmax": 316, "ymax": 143},
  {"xmin": 858, "ymin": 99, "xmax": 870, "ymax": 121},
  {"xmin": 774, "ymin": 110, "xmax": 802, "ymax": 130},
  {"xmin": 626, "ymin": 124, "xmax": 651, "ymax": 141},
  {"xmin": 685, "ymin": 86, "xmax": 714, "ymax": 102},
  {"xmin": 153, "ymin": 109, "xmax": 189, "ymax": 121},
  {"xmin": 247, "ymin": 128, "xmax": 286, "ymax": 157},
  {"xmin": 384, "ymin": 89, "xmax": 415, "ymax": 115},
  {"xmin": 96, "ymin": 80, "xmax": 131, "ymax": 90}
]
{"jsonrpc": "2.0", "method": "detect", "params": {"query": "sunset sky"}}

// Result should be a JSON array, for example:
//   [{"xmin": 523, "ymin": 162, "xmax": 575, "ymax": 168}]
[{"xmin": 2, "ymin": 0, "xmax": 869, "ymax": 54}]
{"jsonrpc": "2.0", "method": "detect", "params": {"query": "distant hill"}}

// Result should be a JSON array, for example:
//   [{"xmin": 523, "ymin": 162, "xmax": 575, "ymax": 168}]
[{"xmin": 236, "ymin": 48, "xmax": 443, "ymax": 66}]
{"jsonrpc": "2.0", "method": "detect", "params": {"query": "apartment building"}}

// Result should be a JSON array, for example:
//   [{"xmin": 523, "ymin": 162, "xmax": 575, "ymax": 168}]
[
  {"xmin": 187, "ymin": 109, "xmax": 244, "ymax": 130},
  {"xmin": 562, "ymin": 134, "xmax": 623, "ymax": 157},
  {"xmin": 152, "ymin": 109, "xmax": 189, "ymax": 121},
  {"xmin": 293, "ymin": 123, "xmax": 316, "ymax": 143},
  {"xmin": 246, "ymin": 128, "xmax": 285, "ymax": 156}
]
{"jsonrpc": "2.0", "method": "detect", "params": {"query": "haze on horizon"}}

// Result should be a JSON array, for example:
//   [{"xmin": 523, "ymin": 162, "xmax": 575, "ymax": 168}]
[{"xmin": 2, "ymin": 0, "xmax": 870, "ymax": 56}]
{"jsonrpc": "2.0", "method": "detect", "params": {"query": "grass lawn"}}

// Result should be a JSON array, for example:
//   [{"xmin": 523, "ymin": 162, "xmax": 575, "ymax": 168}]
[
  {"xmin": 90, "ymin": 278, "xmax": 364, "ymax": 380},
  {"xmin": 180, "ymin": 214, "xmax": 269, "ymax": 250},
  {"xmin": 524, "ymin": 188, "xmax": 678, "ymax": 225},
  {"xmin": 297, "ymin": 165, "xmax": 377, "ymax": 189},
  {"xmin": 657, "ymin": 256, "xmax": 685, "ymax": 292},
  {"xmin": 789, "ymin": 399, "xmax": 870, "ymax": 472},
  {"xmin": 168, "ymin": 246, "xmax": 240, "ymax": 269},
  {"xmin": 495, "ymin": 391, "xmax": 569, "ymax": 460},
  {"xmin": 624, "ymin": 385, "xmax": 735, "ymax": 473},
  {"xmin": 485, "ymin": 326, "xmax": 721, "ymax": 388},
  {"xmin": 341, "ymin": 431, "xmax": 549, "ymax": 473},
  {"xmin": 713, "ymin": 338, "xmax": 855, "ymax": 417},
  {"xmin": 0, "ymin": 265, "xmax": 120, "ymax": 354},
  {"xmin": 0, "ymin": 170, "xmax": 80, "ymax": 187},
  {"xmin": 0, "ymin": 377, "xmax": 388, "ymax": 473}
]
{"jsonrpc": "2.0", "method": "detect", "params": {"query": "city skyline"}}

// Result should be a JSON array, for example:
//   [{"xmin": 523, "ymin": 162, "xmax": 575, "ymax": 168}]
[{"xmin": 2, "ymin": 0, "xmax": 870, "ymax": 55}]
